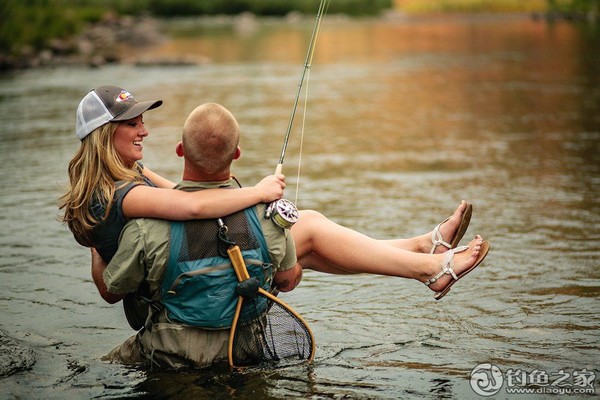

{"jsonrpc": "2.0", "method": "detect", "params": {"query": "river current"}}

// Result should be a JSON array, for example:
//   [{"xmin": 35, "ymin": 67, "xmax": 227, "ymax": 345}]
[{"xmin": 0, "ymin": 13, "xmax": 598, "ymax": 399}]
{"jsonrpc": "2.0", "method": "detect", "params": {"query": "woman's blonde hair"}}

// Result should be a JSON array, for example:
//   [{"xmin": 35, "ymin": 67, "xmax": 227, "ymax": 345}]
[{"xmin": 59, "ymin": 122, "xmax": 143, "ymax": 246}]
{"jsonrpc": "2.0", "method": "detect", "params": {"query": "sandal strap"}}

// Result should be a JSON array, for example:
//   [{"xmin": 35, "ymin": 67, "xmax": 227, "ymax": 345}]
[
  {"xmin": 424, "ymin": 245, "xmax": 469, "ymax": 286},
  {"xmin": 429, "ymin": 217, "xmax": 452, "ymax": 254}
]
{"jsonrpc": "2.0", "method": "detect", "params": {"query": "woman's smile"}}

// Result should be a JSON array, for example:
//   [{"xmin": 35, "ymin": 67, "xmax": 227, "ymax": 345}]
[{"xmin": 113, "ymin": 115, "xmax": 148, "ymax": 166}]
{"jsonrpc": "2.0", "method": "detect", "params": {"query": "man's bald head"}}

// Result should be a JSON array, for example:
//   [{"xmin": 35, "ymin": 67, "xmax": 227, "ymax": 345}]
[{"xmin": 181, "ymin": 103, "xmax": 240, "ymax": 176}]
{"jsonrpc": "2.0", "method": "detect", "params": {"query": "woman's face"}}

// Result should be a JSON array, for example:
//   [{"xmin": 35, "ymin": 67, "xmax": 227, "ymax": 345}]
[{"xmin": 113, "ymin": 115, "xmax": 148, "ymax": 167}]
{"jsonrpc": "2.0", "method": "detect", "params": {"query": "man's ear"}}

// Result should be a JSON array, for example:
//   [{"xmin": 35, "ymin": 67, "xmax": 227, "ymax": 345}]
[
  {"xmin": 233, "ymin": 146, "xmax": 241, "ymax": 160},
  {"xmin": 176, "ymin": 142, "xmax": 184, "ymax": 157}
]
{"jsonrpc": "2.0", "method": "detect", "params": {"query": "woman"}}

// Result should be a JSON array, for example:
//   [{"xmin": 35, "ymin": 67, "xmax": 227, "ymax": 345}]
[
  {"xmin": 59, "ymin": 85, "xmax": 286, "ymax": 263},
  {"xmin": 65, "ymin": 88, "xmax": 488, "ymax": 308}
]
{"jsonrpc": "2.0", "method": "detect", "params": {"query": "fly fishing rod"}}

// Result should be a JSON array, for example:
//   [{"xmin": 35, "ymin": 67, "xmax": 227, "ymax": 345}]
[
  {"xmin": 275, "ymin": 0, "xmax": 329, "ymax": 176},
  {"xmin": 266, "ymin": 0, "xmax": 329, "ymax": 225}
]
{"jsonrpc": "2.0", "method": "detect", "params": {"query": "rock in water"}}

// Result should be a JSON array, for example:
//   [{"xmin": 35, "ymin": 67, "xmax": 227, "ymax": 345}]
[{"xmin": 0, "ymin": 329, "xmax": 36, "ymax": 377}]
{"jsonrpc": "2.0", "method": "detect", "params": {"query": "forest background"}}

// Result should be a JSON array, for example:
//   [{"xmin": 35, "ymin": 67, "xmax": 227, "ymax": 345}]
[{"xmin": 0, "ymin": 0, "xmax": 597, "ymax": 70}]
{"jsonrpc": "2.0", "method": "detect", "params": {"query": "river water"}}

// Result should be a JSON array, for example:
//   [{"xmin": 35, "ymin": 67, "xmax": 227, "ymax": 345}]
[{"xmin": 0, "ymin": 13, "xmax": 598, "ymax": 399}]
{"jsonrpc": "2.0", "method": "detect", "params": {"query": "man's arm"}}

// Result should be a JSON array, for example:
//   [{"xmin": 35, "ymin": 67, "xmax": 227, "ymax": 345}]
[
  {"xmin": 91, "ymin": 248, "xmax": 126, "ymax": 304},
  {"xmin": 268, "ymin": 224, "xmax": 301, "ymax": 292},
  {"xmin": 273, "ymin": 263, "xmax": 302, "ymax": 292}
]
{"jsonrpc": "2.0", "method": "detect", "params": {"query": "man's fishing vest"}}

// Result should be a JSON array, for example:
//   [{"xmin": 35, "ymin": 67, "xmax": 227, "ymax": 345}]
[{"xmin": 160, "ymin": 207, "xmax": 273, "ymax": 329}]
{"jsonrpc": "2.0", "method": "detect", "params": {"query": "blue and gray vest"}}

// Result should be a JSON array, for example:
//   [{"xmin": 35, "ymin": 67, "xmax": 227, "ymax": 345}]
[{"xmin": 160, "ymin": 207, "xmax": 273, "ymax": 328}]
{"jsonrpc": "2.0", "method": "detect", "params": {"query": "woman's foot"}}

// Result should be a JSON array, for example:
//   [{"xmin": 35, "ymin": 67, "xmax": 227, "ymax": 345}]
[
  {"xmin": 423, "ymin": 235, "xmax": 489, "ymax": 299},
  {"xmin": 429, "ymin": 200, "xmax": 472, "ymax": 254}
]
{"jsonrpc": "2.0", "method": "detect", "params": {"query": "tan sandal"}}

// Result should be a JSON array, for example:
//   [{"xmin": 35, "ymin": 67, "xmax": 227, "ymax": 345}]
[
  {"xmin": 425, "ymin": 240, "xmax": 490, "ymax": 300},
  {"xmin": 430, "ymin": 202, "xmax": 473, "ymax": 254}
]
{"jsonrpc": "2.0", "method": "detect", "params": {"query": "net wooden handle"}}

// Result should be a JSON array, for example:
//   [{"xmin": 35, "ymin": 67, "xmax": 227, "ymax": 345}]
[
  {"xmin": 227, "ymin": 244, "xmax": 316, "ymax": 367},
  {"xmin": 227, "ymin": 245, "xmax": 250, "ymax": 281},
  {"xmin": 226, "ymin": 245, "xmax": 248, "ymax": 368},
  {"xmin": 227, "ymin": 295, "xmax": 244, "ymax": 368}
]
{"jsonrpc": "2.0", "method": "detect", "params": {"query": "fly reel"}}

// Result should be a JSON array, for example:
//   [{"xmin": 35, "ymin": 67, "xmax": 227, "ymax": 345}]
[{"xmin": 266, "ymin": 199, "xmax": 299, "ymax": 229}]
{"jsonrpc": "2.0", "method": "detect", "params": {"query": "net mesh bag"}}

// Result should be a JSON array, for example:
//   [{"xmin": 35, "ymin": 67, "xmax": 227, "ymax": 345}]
[{"xmin": 231, "ymin": 293, "xmax": 314, "ymax": 368}]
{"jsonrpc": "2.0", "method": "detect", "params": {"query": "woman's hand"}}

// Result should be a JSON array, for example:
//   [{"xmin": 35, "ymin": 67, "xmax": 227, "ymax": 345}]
[
  {"xmin": 254, "ymin": 174, "xmax": 286, "ymax": 203},
  {"xmin": 90, "ymin": 248, "xmax": 125, "ymax": 304}
]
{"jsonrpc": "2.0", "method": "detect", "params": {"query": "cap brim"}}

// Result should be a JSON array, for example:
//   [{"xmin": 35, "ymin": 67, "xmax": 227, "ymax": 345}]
[{"xmin": 111, "ymin": 100, "xmax": 163, "ymax": 121}]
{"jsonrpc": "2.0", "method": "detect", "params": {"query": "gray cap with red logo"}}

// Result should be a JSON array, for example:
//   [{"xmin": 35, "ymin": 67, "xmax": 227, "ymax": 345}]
[{"xmin": 75, "ymin": 85, "xmax": 162, "ymax": 140}]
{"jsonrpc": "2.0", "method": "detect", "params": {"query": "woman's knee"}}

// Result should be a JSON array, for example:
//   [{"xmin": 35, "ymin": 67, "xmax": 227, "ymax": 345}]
[
  {"xmin": 295, "ymin": 210, "xmax": 328, "ymax": 237},
  {"xmin": 291, "ymin": 210, "xmax": 326, "ymax": 253},
  {"xmin": 299, "ymin": 209, "xmax": 326, "ymax": 224}
]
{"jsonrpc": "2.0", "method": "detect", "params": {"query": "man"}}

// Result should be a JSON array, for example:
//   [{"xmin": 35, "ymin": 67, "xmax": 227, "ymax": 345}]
[
  {"xmin": 93, "ymin": 103, "xmax": 302, "ymax": 368},
  {"xmin": 93, "ymin": 102, "xmax": 489, "ymax": 367}
]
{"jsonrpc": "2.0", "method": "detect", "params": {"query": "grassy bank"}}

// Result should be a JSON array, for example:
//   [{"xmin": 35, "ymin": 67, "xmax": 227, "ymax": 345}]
[
  {"xmin": 0, "ymin": 0, "xmax": 391, "ymax": 59},
  {"xmin": 0, "ymin": 1, "xmax": 103, "ymax": 57}
]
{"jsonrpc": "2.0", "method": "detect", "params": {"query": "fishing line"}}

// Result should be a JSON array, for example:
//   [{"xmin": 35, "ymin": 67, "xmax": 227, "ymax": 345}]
[{"xmin": 294, "ymin": 63, "xmax": 310, "ymax": 205}]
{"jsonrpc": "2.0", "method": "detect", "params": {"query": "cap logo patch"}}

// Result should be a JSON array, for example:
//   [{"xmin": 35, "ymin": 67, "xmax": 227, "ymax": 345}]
[{"xmin": 116, "ymin": 90, "xmax": 134, "ymax": 103}]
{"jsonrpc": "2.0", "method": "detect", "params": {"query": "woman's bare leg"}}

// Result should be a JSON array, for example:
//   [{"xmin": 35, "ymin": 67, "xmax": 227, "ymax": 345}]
[
  {"xmin": 296, "ymin": 252, "xmax": 355, "ymax": 275},
  {"xmin": 290, "ymin": 210, "xmax": 484, "ymax": 293}
]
